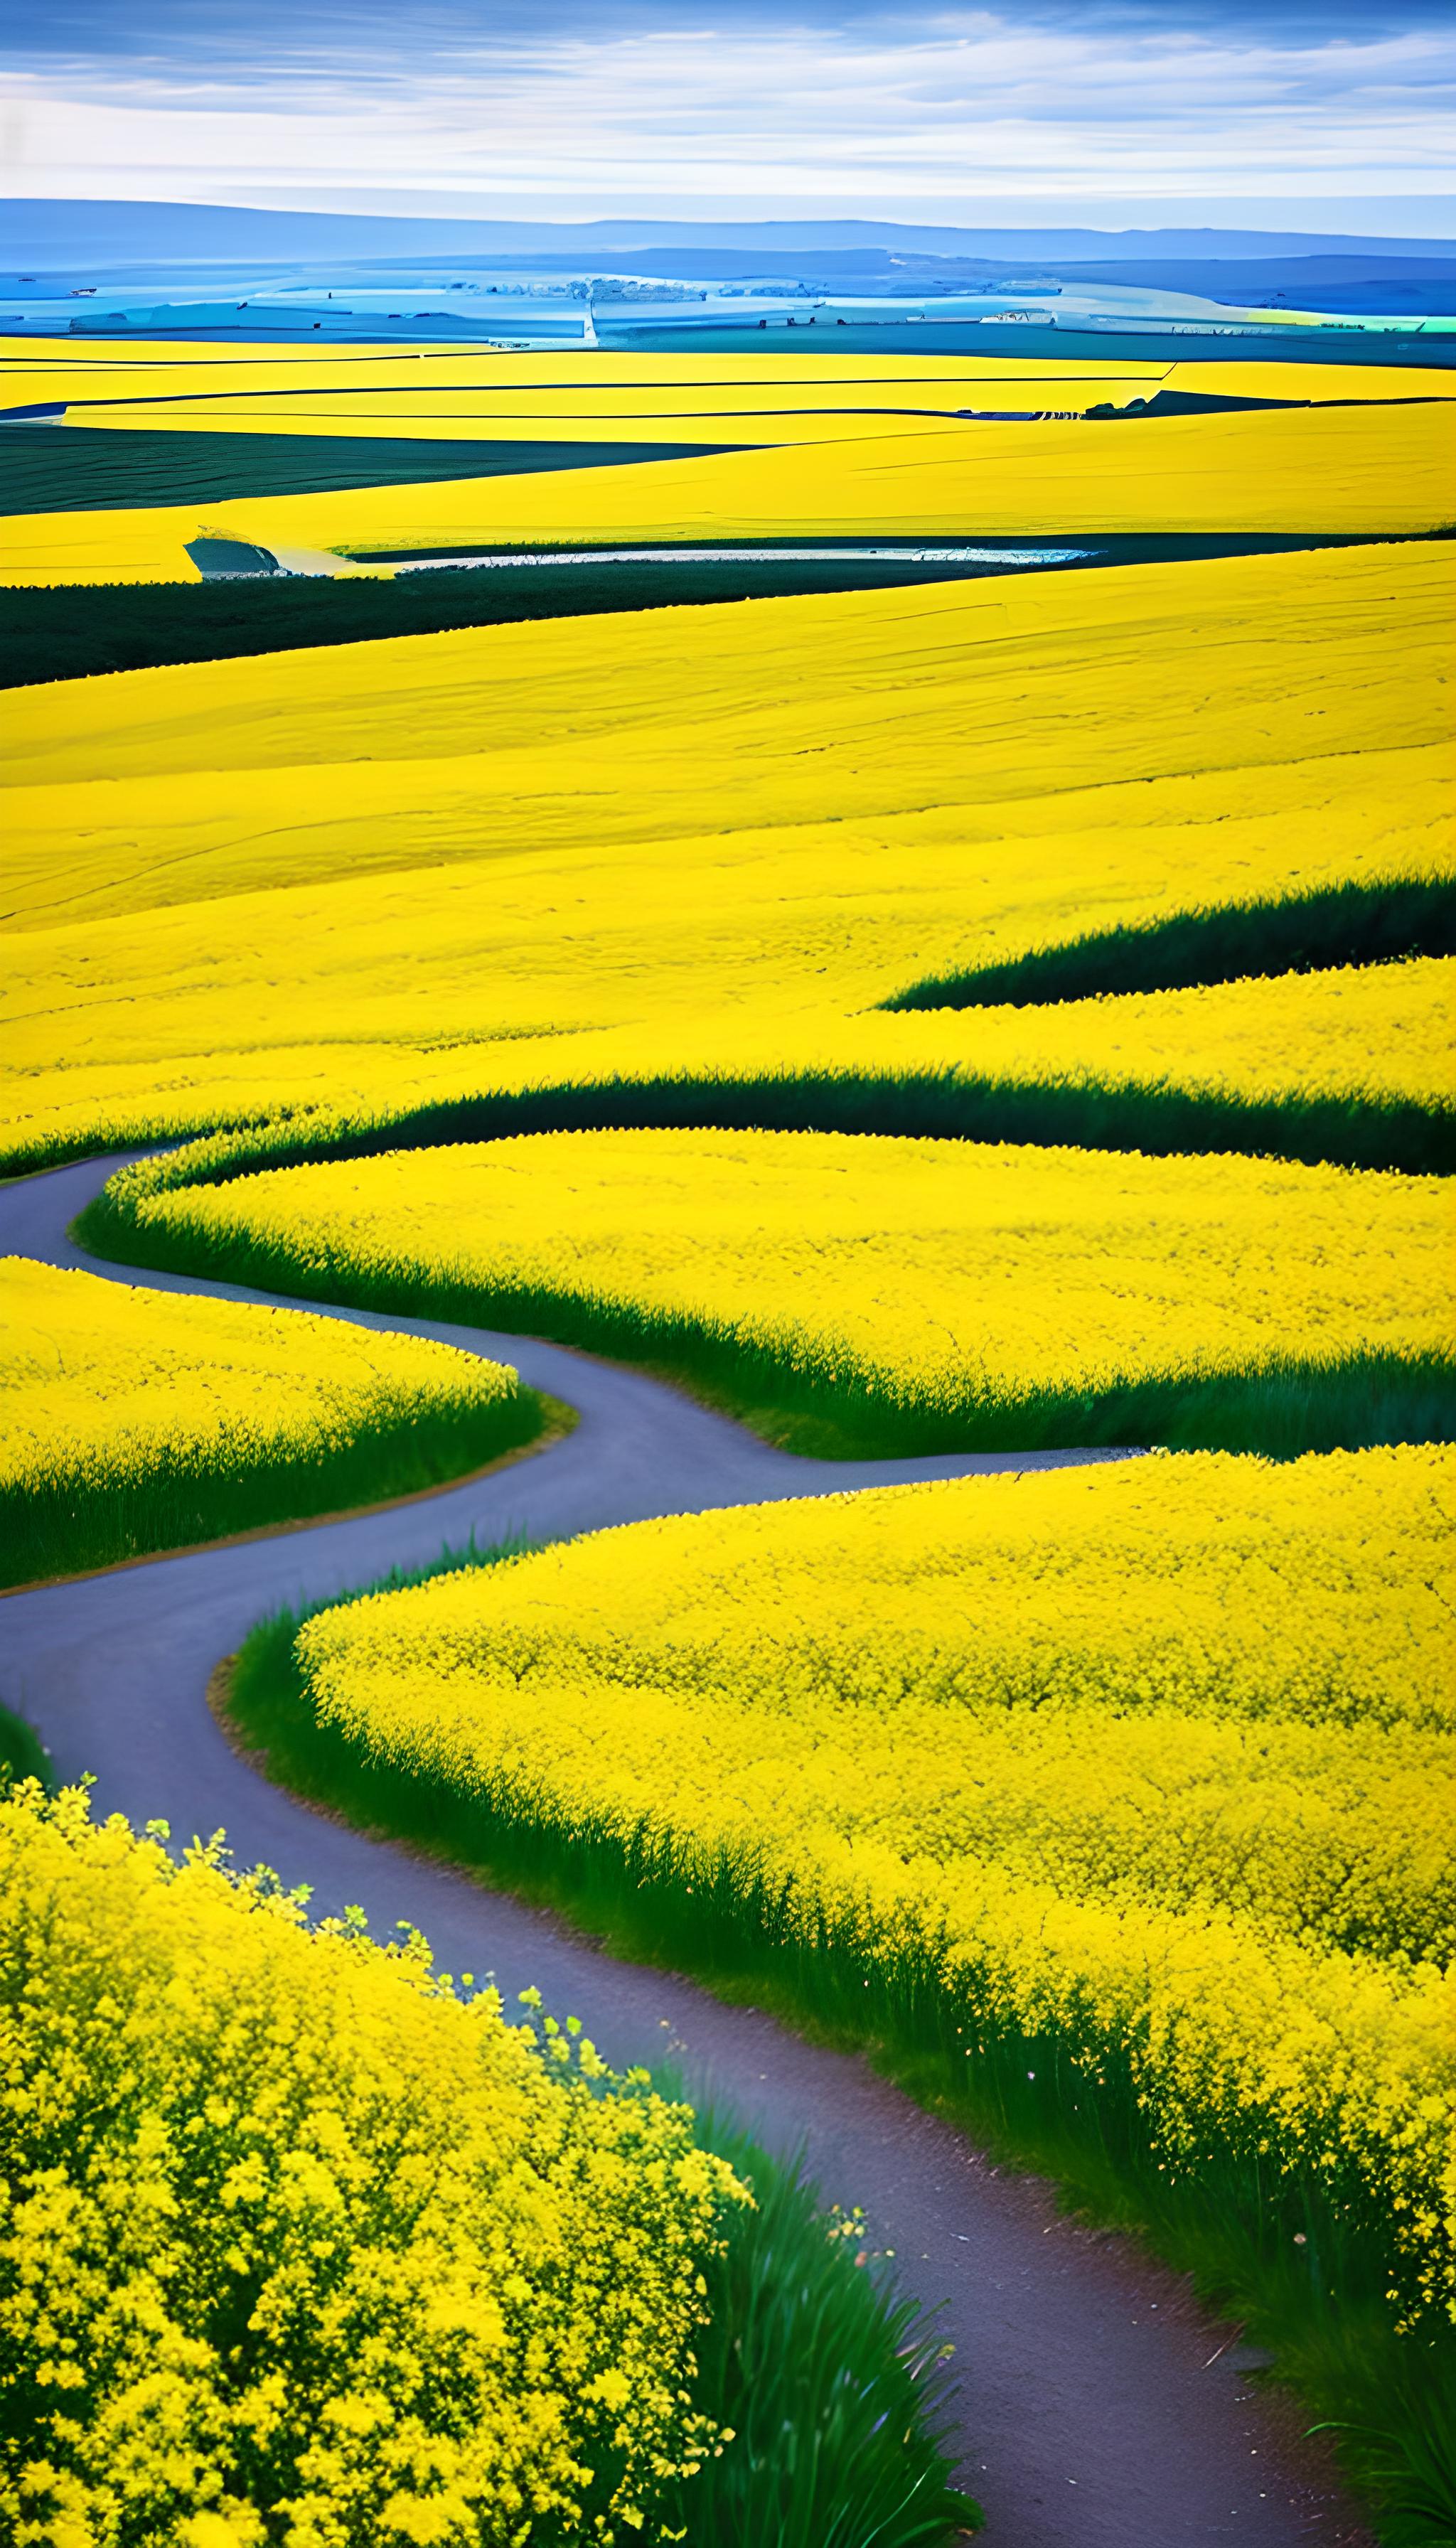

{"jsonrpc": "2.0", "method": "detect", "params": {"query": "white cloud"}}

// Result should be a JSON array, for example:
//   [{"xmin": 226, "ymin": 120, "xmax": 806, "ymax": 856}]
[{"xmin": 4, "ymin": 14, "xmax": 1453, "ymax": 220}]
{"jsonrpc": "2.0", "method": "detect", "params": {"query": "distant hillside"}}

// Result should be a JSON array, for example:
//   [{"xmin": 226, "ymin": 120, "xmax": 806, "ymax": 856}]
[{"xmin": 4, "ymin": 198, "xmax": 1455, "ymax": 276}]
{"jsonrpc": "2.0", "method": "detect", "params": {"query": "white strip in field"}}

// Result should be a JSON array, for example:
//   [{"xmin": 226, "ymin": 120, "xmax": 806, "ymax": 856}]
[{"xmin": 388, "ymin": 542, "xmax": 1093, "ymax": 573}]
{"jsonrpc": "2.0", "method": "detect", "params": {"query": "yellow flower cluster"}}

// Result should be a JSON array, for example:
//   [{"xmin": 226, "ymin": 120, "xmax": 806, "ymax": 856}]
[
  {"xmin": 125, "ymin": 1129, "xmax": 1454, "ymax": 1414},
  {"xmin": 292, "ymin": 1447, "xmax": 1456, "ymax": 2317},
  {"xmin": 0, "ymin": 1780, "xmax": 744, "ymax": 2547},
  {"xmin": 0, "ymin": 1255, "xmax": 521, "ymax": 1511},
  {"xmin": 3, "ymin": 540, "xmax": 1449, "ymax": 1172}
]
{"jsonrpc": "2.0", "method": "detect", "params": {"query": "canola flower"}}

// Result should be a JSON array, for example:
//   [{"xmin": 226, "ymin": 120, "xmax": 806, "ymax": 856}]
[
  {"xmin": 291, "ymin": 1448, "xmax": 1456, "ymax": 2321},
  {"xmin": 4, "ymin": 390, "xmax": 1452, "ymax": 586},
  {"xmin": 4, "ymin": 958, "xmax": 1450, "ymax": 1188},
  {"xmin": 0, "ymin": 1256, "xmax": 532, "ymax": 1586},
  {"xmin": 7, "ymin": 542, "xmax": 1448, "ymax": 928},
  {"xmin": 1, "ymin": 542, "xmax": 1449, "ymax": 1175},
  {"xmin": 13, "ymin": 343, "xmax": 1433, "ymax": 437},
  {"xmin": 0, "ymin": 1779, "xmax": 745, "ymax": 2547},
  {"xmin": 109, "ymin": 1128, "xmax": 1455, "ymax": 1425},
  {"xmin": 0, "ymin": 341, "xmax": 1173, "ymax": 443}
]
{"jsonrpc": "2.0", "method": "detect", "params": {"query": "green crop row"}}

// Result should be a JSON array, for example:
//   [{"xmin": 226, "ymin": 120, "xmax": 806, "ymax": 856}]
[
  {"xmin": 882, "ymin": 874, "xmax": 1456, "ymax": 1010},
  {"xmin": 4, "ymin": 427, "xmax": 738, "ymax": 518},
  {"xmin": 1, "ymin": 533, "xmax": 1415, "ymax": 690}
]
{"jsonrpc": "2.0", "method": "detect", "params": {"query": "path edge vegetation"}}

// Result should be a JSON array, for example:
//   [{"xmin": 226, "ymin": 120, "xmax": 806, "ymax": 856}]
[
  {"xmin": 0, "ymin": 1770, "xmax": 978, "ymax": 2548},
  {"xmin": 0, "ymin": 1364, "xmax": 557, "ymax": 1595},
  {"xmin": 76, "ymin": 1143, "xmax": 1456, "ymax": 1461},
  {"xmin": 0, "ymin": 1700, "xmax": 51, "ymax": 1794},
  {"xmin": 205, "ymin": 1574, "xmax": 983, "ymax": 2548},
  {"xmin": 221, "ymin": 1562, "xmax": 1456, "ymax": 2548}
]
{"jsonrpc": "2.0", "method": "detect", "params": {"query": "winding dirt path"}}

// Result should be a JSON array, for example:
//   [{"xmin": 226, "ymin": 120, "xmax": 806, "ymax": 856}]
[{"xmin": 0, "ymin": 1154, "xmax": 1369, "ymax": 2547}]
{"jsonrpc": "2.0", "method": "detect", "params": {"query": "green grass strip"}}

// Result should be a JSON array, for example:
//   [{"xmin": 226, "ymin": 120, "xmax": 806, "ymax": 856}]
[
  {"xmin": 0, "ymin": 1383, "xmax": 550, "ymax": 1592},
  {"xmin": 0, "ymin": 427, "xmax": 742, "ymax": 515},
  {"xmin": 200, "ymin": 1061, "xmax": 1454, "ymax": 1177},
  {"xmin": 226, "ymin": 1577, "xmax": 1455, "ymax": 2545},
  {"xmin": 882, "ymin": 876, "xmax": 1456, "ymax": 1010},
  {"xmin": 0, "ymin": 1701, "xmax": 52, "ymax": 1794},
  {"xmin": 19, "ymin": 1050, "xmax": 1450, "ymax": 1192},
  {"xmin": 660, "ymin": 2105, "xmax": 977, "ymax": 2548},
  {"xmin": 5, "ymin": 534, "xmax": 1432, "ymax": 692}
]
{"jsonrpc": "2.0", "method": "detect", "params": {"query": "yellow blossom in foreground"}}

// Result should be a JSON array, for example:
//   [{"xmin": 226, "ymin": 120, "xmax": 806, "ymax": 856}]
[{"xmin": 0, "ymin": 1784, "xmax": 744, "ymax": 2544}]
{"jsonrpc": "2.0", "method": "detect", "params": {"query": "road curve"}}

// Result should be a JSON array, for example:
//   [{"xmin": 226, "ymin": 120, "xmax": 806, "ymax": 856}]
[{"xmin": 0, "ymin": 1154, "xmax": 1368, "ymax": 2548}]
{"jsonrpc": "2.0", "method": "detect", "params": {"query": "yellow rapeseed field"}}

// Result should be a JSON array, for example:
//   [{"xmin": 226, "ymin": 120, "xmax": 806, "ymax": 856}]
[
  {"xmin": 114, "ymin": 1129, "xmax": 1454, "ymax": 1417},
  {"xmin": 0, "ymin": 1779, "xmax": 743, "ymax": 2544},
  {"xmin": 1, "ymin": 1255, "xmax": 520, "ymax": 1507},
  {"xmin": 3, "ymin": 542, "xmax": 1450, "ymax": 1168},
  {"xmin": 0, "ymin": 340, "xmax": 1173, "ymax": 417},
  {"xmin": 0, "ymin": 1256, "xmax": 536, "ymax": 1586},
  {"xmin": 291, "ymin": 1447, "xmax": 1456, "ymax": 2320},
  {"xmin": 10, "ymin": 545, "xmax": 1447, "ymax": 925},
  {"xmin": 9, "ymin": 545, "xmax": 1447, "ymax": 920},
  {"xmin": 15, "ymin": 339, "xmax": 1442, "ymax": 424},
  {"xmin": 14, "ymin": 346, "xmax": 1440, "ymax": 461},
  {"xmin": 7, "ymin": 960, "xmax": 1450, "ymax": 1184},
  {"xmin": 6, "ymin": 328, "xmax": 1452, "ymax": 2449},
  {"xmin": 5, "ymin": 393, "xmax": 1452, "ymax": 584}
]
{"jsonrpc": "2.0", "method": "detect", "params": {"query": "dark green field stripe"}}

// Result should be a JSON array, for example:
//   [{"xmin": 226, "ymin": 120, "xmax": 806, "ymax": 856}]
[
  {"xmin": 881, "ymin": 877, "xmax": 1456, "ymax": 1010},
  {"xmin": 3, "ymin": 533, "xmax": 1436, "ymax": 690},
  {"xmin": 1086, "ymin": 389, "xmax": 1450, "ymax": 420},
  {"xmin": 0, "ymin": 555, "xmax": 1066, "ymax": 687},
  {"xmin": 37, "ymin": 1039, "xmax": 1449, "ymax": 1205},
  {"xmin": 0, "ymin": 427, "xmax": 742, "ymax": 515},
  {"xmin": 177, "ymin": 1068, "xmax": 1455, "ymax": 1179},
  {"xmin": 11, "ymin": 1058, "xmax": 1450, "ymax": 1186}
]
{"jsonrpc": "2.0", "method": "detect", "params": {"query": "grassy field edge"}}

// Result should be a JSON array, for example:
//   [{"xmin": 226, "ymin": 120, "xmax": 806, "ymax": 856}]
[
  {"xmin": 0, "ymin": 1701, "xmax": 53, "ymax": 1792},
  {"xmin": 19, "ymin": 1060, "xmax": 1454, "ymax": 1184},
  {"xmin": 880, "ymin": 874, "xmax": 1456, "ymax": 1008},
  {"xmin": 5, "ymin": 535, "xmax": 1411, "ymax": 688},
  {"xmin": 204, "ymin": 1552, "xmax": 982, "ymax": 2548},
  {"xmin": 0, "ymin": 1383, "xmax": 552, "ymax": 1594},
  {"xmin": 76, "ymin": 1166, "xmax": 1456, "ymax": 1459},
  {"xmin": 587, "ymin": 2098, "xmax": 980, "ymax": 2547},
  {"xmin": 221, "ymin": 1591, "xmax": 1455, "ymax": 2547}
]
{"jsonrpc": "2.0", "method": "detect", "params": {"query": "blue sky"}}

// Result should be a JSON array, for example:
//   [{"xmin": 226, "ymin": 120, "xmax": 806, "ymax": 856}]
[{"xmin": 5, "ymin": 0, "xmax": 1453, "ymax": 231}]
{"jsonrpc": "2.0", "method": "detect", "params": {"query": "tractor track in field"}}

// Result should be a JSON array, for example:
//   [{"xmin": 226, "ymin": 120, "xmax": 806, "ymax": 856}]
[{"xmin": 0, "ymin": 1151, "xmax": 1371, "ymax": 2548}]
